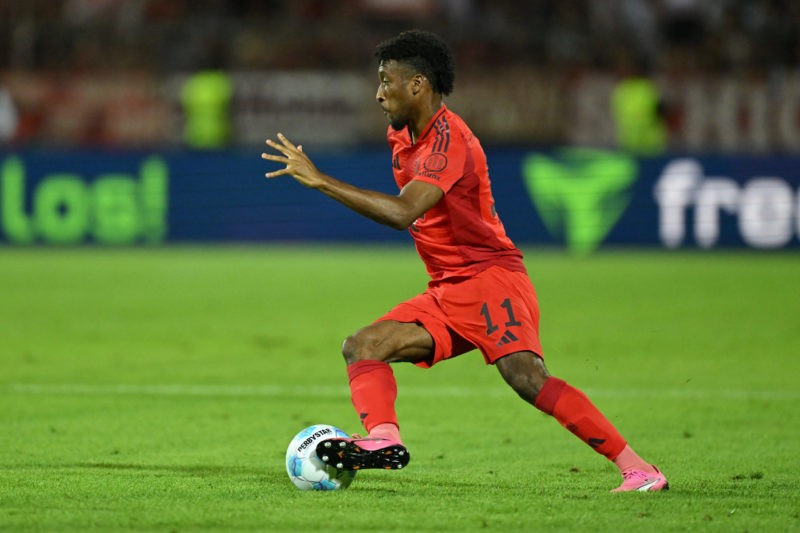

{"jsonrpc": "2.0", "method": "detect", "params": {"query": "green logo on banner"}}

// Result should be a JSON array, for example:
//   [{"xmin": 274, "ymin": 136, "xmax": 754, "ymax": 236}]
[
  {"xmin": 1, "ymin": 156, "xmax": 169, "ymax": 245},
  {"xmin": 522, "ymin": 149, "xmax": 637, "ymax": 253}
]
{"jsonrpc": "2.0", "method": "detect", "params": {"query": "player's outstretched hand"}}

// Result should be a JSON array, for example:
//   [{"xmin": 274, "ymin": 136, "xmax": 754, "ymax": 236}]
[{"xmin": 262, "ymin": 133, "xmax": 325, "ymax": 188}]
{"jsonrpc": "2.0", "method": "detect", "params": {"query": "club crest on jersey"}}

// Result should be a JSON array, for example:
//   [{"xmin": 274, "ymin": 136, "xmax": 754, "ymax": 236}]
[{"xmin": 423, "ymin": 153, "xmax": 448, "ymax": 172}]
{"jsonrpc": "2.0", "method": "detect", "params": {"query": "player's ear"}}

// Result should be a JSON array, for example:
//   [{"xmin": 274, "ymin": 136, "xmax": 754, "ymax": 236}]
[{"xmin": 411, "ymin": 74, "xmax": 426, "ymax": 95}]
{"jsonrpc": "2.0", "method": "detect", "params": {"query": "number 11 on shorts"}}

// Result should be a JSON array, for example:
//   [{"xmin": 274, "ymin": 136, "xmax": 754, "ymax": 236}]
[{"xmin": 480, "ymin": 298, "xmax": 522, "ymax": 336}]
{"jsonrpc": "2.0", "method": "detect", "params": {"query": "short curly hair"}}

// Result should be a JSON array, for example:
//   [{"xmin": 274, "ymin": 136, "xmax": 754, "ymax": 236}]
[{"xmin": 374, "ymin": 30, "xmax": 455, "ymax": 96}]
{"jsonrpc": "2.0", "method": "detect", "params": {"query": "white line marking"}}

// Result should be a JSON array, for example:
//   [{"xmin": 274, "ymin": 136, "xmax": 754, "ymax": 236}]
[{"xmin": 1, "ymin": 384, "xmax": 798, "ymax": 400}]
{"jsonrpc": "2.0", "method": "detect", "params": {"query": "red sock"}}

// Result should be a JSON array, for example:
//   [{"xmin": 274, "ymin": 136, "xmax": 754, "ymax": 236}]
[
  {"xmin": 347, "ymin": 360, "xmax": 398, "ymax": 433},
  {"xmin": 534, "ymin": 377, "xmax": 626, "ymax": 460}
]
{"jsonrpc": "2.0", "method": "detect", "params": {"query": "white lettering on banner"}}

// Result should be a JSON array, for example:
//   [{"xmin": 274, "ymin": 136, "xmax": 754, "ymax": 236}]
[
  {"xmin": 797, "ymin": 192, "xmax": 800, "ymax": 239},
  {"xmin": 654, "ymin": 159, "xmax": 702, "ymax": 248},
  {"xmin": 654, "ymin": 159, "xmax": 798, "ymax": 249},
  {"xmin": 738, "ymin": 179, "xmax": 794, "ymax": 248},
  {"xmin": 695, "ymin": 178, "xmax": 739, "ymax": 248}
]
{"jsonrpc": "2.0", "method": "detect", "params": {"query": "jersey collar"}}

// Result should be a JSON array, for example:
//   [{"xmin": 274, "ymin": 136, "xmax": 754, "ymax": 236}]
[{"xmin": 409, "ymin": 104, "xmax": 447, "ymax": 145}]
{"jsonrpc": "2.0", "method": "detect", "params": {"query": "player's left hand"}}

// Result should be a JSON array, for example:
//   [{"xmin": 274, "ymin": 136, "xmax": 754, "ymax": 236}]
[{"xmin": 261, "ymin": 133, "xmax": 325, "ymax": 188}]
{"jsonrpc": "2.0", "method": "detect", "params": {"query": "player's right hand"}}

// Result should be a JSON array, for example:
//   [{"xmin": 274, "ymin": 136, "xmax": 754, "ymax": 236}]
[{"xmin": 262, "ymin": 133, "xmax": 325, "ymax": 189}]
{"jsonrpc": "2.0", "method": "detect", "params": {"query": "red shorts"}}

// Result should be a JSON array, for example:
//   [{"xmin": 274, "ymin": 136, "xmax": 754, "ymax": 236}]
[{"xmin": 377, "ymin": 266, "xmax": 543, "ymax": 368}]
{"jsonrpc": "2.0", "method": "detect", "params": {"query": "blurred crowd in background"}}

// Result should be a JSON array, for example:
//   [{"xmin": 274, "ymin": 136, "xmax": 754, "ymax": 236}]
[
  {"xmin": 1, "ymin": 0, "xmax": 799, "ymax": 151},
  {"xmin": 2, "ymin": 0, "xmax": 798, "ymax": 73}
]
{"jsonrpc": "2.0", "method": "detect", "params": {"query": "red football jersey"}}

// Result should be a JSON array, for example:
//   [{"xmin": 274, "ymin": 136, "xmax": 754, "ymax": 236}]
[{"xmin": 387, "ymin": 105, "xmax": 525, "ymax": 282}]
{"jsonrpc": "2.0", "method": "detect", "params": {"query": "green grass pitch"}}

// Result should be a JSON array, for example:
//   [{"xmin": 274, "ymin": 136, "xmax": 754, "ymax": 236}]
[{"xmin": 1, "ymin": 246, "xmax": 798, "ymax": 531}]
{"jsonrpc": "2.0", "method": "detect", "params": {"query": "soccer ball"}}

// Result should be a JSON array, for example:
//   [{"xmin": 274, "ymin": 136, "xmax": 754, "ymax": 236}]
[{"xmin": 285, "ymin": 424, "xmax": 357, "ymax": 491}]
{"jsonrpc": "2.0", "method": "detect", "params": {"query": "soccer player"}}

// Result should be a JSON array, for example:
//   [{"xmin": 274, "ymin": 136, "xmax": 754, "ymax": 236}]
[{"xmin": 261, "ymin": 30, "xmax": 668, "ymax": 492}]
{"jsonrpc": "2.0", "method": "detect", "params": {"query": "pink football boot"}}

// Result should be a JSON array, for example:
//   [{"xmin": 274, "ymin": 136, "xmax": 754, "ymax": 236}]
[{"xmin": 611, "ymin": 466, "xmax": 669, "ymax": 492}]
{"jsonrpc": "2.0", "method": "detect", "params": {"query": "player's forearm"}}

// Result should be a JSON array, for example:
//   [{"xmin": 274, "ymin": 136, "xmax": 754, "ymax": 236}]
[{"xmin": 315, "ymin": 174, "xmax": 414, "ymax": 230}]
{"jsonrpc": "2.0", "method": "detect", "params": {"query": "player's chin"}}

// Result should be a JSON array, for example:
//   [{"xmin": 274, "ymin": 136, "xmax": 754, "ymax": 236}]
[{"xmin": 389, "ymin": 117, "xmax": 408, "ymax": 131}]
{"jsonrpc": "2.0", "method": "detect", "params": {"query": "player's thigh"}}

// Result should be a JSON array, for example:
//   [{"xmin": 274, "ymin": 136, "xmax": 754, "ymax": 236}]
[{"xmin": 343, "ymin": 320, "xmax": 434, "ymax": 364}]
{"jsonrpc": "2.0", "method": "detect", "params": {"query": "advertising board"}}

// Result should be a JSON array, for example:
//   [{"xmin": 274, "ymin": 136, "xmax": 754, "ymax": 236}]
[{"xmin": 1, "ymin": 149, "xmax": 798, "ymax": 250}]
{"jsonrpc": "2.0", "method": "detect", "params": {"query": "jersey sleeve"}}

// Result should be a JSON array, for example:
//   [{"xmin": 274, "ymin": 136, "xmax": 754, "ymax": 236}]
[{"xmin": 411, "ymin": 128, "xmax": 466, "ymax": 194}]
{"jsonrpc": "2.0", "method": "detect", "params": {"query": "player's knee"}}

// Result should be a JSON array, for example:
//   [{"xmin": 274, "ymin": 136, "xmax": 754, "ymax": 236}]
[
  {"xmin": 508, "ymin": 373, "xmax": 544, "ymax": 404},
  {"xmin": 496, "ymin": 351, "xmax": 549, "ymax": 404},
  {"xmin": 341, "ymin": 334, "xmax": 361, "ymax": 364},
  {"xmin": 341, "ymin": 328, "xmax": 386, "ymax": 364}
]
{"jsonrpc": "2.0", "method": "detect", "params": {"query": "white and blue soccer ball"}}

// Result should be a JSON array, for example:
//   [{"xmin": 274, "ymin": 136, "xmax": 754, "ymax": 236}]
[{"xmin": 285, "ymin": 424, "xmax": 357, "ymax": 491}]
